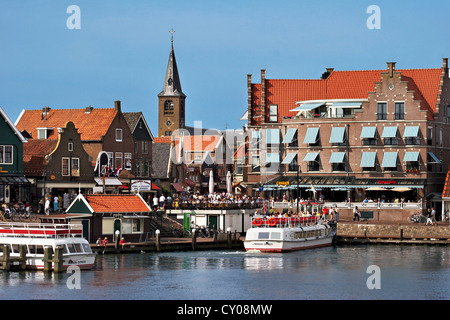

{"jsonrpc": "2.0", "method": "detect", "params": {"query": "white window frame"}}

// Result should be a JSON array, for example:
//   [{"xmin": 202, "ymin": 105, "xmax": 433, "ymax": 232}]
[
  {"xmin": 269, "ymin": 105, "xmax": 278, "ymax": 122},
  {"xmin": 62, "ymin": 157, "xmax": 70, "ymax": 176},
  {"xmin": 115, "ymin": 128, "xmax": 123, "ymax": 142},
  {"xmin": 115, "ymin": 152, "xmax": 123, "ymax": 168},
  {"xmin": 0, "ymin": 146, "xmax": 13, "ymax": 165}
]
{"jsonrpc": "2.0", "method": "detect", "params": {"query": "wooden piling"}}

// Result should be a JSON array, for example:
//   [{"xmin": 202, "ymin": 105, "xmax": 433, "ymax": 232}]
[
  {"xmin": 43, "ymin": 246, "xmax": 53, "ymax": 272},
  {"xmin": 155, "ymin": 230, "xmax": 161, "ymax": 252},
  {"xmin": 192, "ymin": 229, "xmax": 197, "ymax": 251},
  {"xmin": 53, "ymin": 246, "xmax": 64, "ymax": 273}
]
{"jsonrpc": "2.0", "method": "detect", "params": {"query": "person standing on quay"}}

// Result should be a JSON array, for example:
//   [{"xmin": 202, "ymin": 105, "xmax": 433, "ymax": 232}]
[{"xmin": 353, "ymin": 206, "xmax": 360, "ymax": 222}]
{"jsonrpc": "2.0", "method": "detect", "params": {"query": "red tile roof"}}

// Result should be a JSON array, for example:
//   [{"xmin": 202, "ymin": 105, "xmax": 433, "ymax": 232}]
[
  {"xmin": 23, "ymin": 139, "xmax": 58, "ymax": 175},
  {"xmin": 16, "ymin": 108, "xmax": 117, "ymax": 141},
  {"xmin": 251, "ymin": 67, "xmax": 443, "ymax": 121},
  {"xmin": 86, "ymin": 194, "xmax": 150, "ymax": 213}
]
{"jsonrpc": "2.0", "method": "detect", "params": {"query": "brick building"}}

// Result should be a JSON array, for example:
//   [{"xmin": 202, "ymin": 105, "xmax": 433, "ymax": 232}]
[{"xmin": 245, "ymin": 59, "xmax": 450, "ymax": 211}]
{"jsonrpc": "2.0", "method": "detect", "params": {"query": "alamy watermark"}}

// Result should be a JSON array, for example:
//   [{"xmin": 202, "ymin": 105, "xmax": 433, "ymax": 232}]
[
  {"xmin": 66, "ymin": 265, "xmax": 81, "ymax": 290},
  {"xmin": 366, "ymin": 5, "xmax": 381, "ymax": 30},
  {"xmin": 66, "ymin": 5, "xmax": 81, "ymax": 30},
  {"xmin": 366, "ymin": 265, "xmax": 381, "ymax": 290}
]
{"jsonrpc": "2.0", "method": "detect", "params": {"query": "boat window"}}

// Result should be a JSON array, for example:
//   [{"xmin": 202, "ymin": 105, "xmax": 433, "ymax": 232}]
[
  {"xmin": 36, "ymin": 246, "xmax": 44, "ymax": 255},
  {"xmin": 61, "ymin": 245, "xmax": 68, "ymax": 254},
  {"xmin": 1, "ymin": 244, "xmax": 13, "ymax": 253},
  {"xmin": 67, "ymin": 243, "xmax": 83, "ymax": 253},
  {"xmin": 12, "ymin": 244, "xmax": 20, "ymax": 253},
  {"xmin": 82, "ymin": 243, "xmax": 92, "ymax": 253},
  {"xmin": 257, "ymin": 232, "xmax": 270, "ymax": 240},
  {"xmin": 28, "ymin": 245, "xmax": 36, "ymax": 254},
  {"xmin": 271, "ymin": 232, "xmax": 281, "ymax": 240}
]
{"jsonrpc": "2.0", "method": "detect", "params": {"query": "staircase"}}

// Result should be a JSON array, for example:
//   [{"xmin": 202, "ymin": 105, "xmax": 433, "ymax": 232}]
[{"xmin": 148, "ymin": 212, "xmax": 183, "ymax": 238}]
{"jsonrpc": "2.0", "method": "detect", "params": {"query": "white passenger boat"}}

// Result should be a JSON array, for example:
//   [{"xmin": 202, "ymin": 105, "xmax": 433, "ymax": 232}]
[
  {"xmin": 244, "ymin": 216, "xmax": 335, "ymax": 253},
  {"xmin": 0, "ymin": 222, "xmax": 96, "ymax": 270}
]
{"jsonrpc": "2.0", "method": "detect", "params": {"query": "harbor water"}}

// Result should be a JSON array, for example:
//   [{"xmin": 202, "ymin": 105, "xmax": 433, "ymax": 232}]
[{"xmin": 1, "ymin": 245, "xmax": 449, "ymax": 300}]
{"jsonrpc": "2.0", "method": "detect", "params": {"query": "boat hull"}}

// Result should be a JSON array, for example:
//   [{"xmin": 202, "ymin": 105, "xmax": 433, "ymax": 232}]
[
  {"xmin": 23, "ymin": 254, "xmax": 97, "ymax": 270},
  {"xmin": 244, "ymin": 236, "xmax": 333, "ymax": 253}
]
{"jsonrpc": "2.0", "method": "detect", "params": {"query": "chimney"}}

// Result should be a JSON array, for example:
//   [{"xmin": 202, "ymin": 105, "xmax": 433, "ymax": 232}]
[
  {"xmin": 443, "ymin": 58, "xmax": 449, "ymax": 76},
  {"xmin": 322, "ymin": 68, "xmax": 334, "ymax": 79},
  {"xmin": 387, "ymin": 62, "xmax": 396, "ymax": 78},
  {"xmin": 114, "ymin": 100, "xmax": 121, "ymax": 113},
  {"xmin": 42, "ymin": 106, "xmax": 51, "ymax": 120},
  {"xmin": 85, "ymin": 105, "xmax": 93, "ymax": 114}
]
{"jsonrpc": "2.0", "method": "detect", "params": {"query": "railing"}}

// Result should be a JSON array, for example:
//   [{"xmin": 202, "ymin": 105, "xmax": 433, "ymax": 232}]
[
  {"xmin": 251, "ymin": 216, "xmax": 322, "ymax": 228},
  {"xmin": 166, "ymin": 202, "xmax": 263, "ymax": 210},
  {"xmin": 271, "ymin": 201, "xmax": 422, "ymax": 210},
  {"xmin": 0, "ymin": 222, "xmax": 83, "ymax": 238}
]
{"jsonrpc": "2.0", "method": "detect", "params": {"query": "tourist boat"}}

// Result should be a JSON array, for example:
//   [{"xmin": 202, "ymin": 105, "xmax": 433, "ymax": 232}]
[
  {"xmin": 0, "ymin": 222, "xmax": 96, "ymax": 270},
  {"xmin": 244, "ymin": 216, "xmax": 335, "ymax": 253}
]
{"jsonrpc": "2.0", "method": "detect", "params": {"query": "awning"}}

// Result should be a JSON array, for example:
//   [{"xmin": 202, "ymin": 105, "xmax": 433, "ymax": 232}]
[
  {"xmin": 290, "ymin": 102, "xmax": 325, "ymax": 112},
  {"xmin": 381, "ymin": 152, "xmax": 398, "ymax": 167},
  {"xmin": 171, "ymin": 183, "xmax": 184, "ymax": 192},
  {"xmin": 282, "ymin": 128, "xmax": 297, "ymax": 144},
  {"xmin": 427, "ymin": 152, "xmax": 441, "ymax": 164},
  {"xmin": 0, "ymin": 175, "xmax": 31, "ymax": 185},
  {"xmin": 360, "ymin": 127, "xmax": 377, "ymax": 139},
  {"xmin": 381, "ymin": 126, "xmax": 398, "ymax": 138},
  {"xmin": 403, "ymin": 126, "xmax": 420, "ymax": 138},
  {"xmin": 329, "ymin": 152, "xmax": 346, "ymax": 163},
  {"xmin": 330, "ymin": 102, "xmax": 362, "ymax": 108},
  {"xmin": 329, "ymin": 127, "xmax": 346, "ymax": 144},
  {"xmin": 303, "ymin": 127, "xmax": 319, "ymax": 144},
  {"xmin": 360, "ymin": 152, "xmax": 377, "ymax": 168},
  {"xmin": 303, "ymin": 152, "xmax": 319, "ymax": 162},
  {"xmin": 266, "ymin": 153, "xmax": 280, "ymax": 163},
  {"xmin": 94, "ymin": 177, "xmax": 122, "ymax": 186},
  {"xmin": 266, "ymin": 129, "xmax": 280, "ymax": 144},
  {"xmin": 281, "ymin": 153, "xmax": 297, "ymax": 164},
  {"xmin": 403, "ymin": 152, "xmax": 420, "ymax": 162}
]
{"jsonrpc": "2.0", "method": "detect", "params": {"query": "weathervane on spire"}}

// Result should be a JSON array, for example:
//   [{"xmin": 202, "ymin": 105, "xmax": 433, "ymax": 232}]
[{"xmin": 169, "ymin": 28, "xmax": 175, "ymax": 47}]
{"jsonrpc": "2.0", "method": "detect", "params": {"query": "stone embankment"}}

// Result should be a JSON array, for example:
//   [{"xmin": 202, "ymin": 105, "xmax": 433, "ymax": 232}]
[{"xmin": 336, "ymin": 221, "xmax": 450, "ymax": 245}]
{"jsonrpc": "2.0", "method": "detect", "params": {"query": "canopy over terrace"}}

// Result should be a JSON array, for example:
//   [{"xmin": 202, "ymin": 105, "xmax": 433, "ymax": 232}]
[{"xmin": 261, "ymin": 176, "xmax": 426, "ymax": 201}]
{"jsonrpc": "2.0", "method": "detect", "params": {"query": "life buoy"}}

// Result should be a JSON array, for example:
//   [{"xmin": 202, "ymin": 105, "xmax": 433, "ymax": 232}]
[
  {"xmin": 254, "ymin": 218, "xmax": 263, "ymax": 227},
  {"xmin": 268, "ymin": 217, "xmax": 277, "ymax": 227}
]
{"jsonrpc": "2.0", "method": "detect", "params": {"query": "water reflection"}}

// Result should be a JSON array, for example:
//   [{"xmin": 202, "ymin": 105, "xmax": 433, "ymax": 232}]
[{"xmin": 1, "ymin": 246, "xmax": 449, "ymax": 300}]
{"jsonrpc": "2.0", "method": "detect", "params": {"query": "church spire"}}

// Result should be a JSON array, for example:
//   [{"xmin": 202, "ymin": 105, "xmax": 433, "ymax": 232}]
[{"xmin": 158, "ymin": 29, "xmax": 186, "ymax": 98}]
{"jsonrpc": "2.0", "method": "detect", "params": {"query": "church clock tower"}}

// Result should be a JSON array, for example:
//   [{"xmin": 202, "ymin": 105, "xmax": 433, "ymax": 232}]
[{"xmin": 158, "ymin": 29, "xmax": 186, "ymax": 137}]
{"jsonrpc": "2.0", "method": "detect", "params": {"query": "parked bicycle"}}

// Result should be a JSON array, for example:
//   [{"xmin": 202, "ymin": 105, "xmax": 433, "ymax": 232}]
[{"xmin": 407, "ymin": 212, "xmax": 425, "ymax": 223}]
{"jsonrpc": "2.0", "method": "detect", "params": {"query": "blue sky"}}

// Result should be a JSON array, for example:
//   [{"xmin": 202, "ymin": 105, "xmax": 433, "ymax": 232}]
[{"xmin": 1, "ymin": 0, "xmax": 450, "ymax": 134}]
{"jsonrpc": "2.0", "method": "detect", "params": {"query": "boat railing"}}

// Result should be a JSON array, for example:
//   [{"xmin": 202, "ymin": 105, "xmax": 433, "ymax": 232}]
[
  {"xmin": 251, "ymin": 216, "xmax": 322, "ymax": 228},
  {"xmin": 0, "ymin": 222, "xmax": 83, "ymax": 239}
]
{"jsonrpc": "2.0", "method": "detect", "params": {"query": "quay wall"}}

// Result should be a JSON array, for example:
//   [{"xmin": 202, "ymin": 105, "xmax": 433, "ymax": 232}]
[
  {"xmin": 337, "ymin": 222, "xmax": 450, "ymax": 240},
  {"xmin": 335, "ymin": 208, "xmax": 414, "ymax": 223}
]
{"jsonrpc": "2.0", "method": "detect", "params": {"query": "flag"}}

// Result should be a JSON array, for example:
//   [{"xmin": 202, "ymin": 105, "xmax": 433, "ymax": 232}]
[{"xmin": 115, "ymin": 164, "xmax": 123, "ymax": 177}]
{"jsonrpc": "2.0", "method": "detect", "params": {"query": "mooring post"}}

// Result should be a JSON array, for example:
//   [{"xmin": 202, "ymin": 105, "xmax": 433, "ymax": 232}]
[
  {"xmin": 400, "ymin": 226, "xmax": 404, "ymax": 241},
  {"xmin": 43, "ymin": 246, "xmax": 53, "ymax": 272},
  {"xmin": 3, "ymin": 245, "xmax": 10, "ymax": 271},
  {"xmin": 19, "ymin": 245, "xmax": 27, "ymax": 271},
  {"xmin": 192, "ymin": 229, "xmax": 197, "ymax": 251},
  {"xmin": 227, "ymin": 227, "xmax": 232, "ymax": 249},
  {"xmin": 53, "ymin": 246, "xmax": 64, "ymax": 273},
  {"xmin": 155, "ymin": 230, "xmax": 161, "ymax": 252}
]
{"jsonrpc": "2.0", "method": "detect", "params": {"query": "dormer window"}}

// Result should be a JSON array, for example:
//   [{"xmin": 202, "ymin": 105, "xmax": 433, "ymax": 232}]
[
  {"xmin": 168, "ymin": 78, "xmax": 173, "ymax": 86},
  {"xmin": 37, "ymin": 127, "xmax": 53, "ymax": 139}
]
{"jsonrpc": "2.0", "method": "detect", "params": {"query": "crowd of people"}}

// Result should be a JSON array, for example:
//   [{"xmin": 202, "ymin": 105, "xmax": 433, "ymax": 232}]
[{"xmin": 150, "ymin": 192, "xmax": 265, "ymax": 210}]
